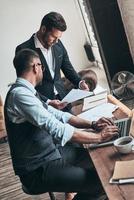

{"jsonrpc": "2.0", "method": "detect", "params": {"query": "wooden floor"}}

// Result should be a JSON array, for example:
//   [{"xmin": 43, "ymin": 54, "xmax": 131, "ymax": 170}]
[{"xmin": 0, "ymin": 142, "xmax": 65, "ymax": 200}]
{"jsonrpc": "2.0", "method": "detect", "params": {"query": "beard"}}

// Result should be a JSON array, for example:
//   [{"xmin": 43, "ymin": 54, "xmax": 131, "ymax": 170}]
[
  {"xmin": 36, "ymin": 75, "xmax": 43, "ymax": 86},
  {"xmin": 41, "ymin": 32, "xmax": 55, "ymax": 49},
  {"xmin": 37, "ymin": 80, "xmax": 42, "ymax": 86}
]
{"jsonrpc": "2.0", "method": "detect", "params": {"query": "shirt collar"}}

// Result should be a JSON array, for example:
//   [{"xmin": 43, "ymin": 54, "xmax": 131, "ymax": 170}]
[
  {"xmin": 16, "ymin": 78, "xmax": 37, "ymax": 95},
  {"xmin": 34, "ymin": 33, "xmax": 52, "ymax": 52}
]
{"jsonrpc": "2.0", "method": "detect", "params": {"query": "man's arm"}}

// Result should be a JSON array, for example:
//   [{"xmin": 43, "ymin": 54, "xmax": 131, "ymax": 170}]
[
  {"xmin": 68, "ymin": 115, "xmax": 115, "ymax": 130},
  {"xmin": 71, "ymin": 125, "xmax": 118, "ymax": 144},
  {"xmin": 58, "ymin": 41, "xmax": 89, "ymax": 91},
  {"xmin": 67, "ymin": 115, "xmax": 118, "ymax": 144}
]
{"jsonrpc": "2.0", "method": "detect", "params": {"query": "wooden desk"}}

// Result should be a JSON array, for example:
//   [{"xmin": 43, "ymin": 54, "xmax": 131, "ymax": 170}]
[
  {"xmin": 89, "ymin": 146, "xmax": 134, "ymax": 200},
  {"xmin": 89, "ymin": 145, "xmax": 134, "ymax": 200},
  {"xmin": 72, "ymin": 94, "xmax": 133, "ymax": 118},
  {"xmin": 87, "ymin": 95, "xmax": 134, "ymax": 200},
  {"xmin": 73, "ymin": 95, "xmax": 134, "ymax": 199}
]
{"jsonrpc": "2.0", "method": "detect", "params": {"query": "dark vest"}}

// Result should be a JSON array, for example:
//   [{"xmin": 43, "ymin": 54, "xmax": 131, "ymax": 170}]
[{"xmin": 4, "ymin": 84, "xmax": 61, "ymax": 175}]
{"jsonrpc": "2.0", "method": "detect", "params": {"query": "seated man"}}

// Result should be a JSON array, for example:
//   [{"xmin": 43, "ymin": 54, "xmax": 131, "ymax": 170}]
[{"xmin": 4, "ymin": 49, "xmax": 118, "ymax": 200}]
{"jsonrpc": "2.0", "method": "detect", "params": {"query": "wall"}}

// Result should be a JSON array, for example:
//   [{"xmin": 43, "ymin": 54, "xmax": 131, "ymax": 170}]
[
  {"xmin": 0, "ymin": 0, "xmax": 90, "ymax": 100},
  {"xmin": 117, "ymin": 0, "xmax": 134, "ymax": 62}
]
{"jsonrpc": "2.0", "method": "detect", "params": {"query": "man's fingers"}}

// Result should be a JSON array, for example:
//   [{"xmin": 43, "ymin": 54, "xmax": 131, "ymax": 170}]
[
  {"xmin": 57, "ymin": 102, "xmax": 68, "ymax": 109},
  {"xmin": 101, "ymin": 117, "xmax": 114, "ymax": 125},
  {"xmin": 104, "ymin": 125, "xmax": 119, "ymax": 133},
  {"xmin": 100, "ymin": 125, "xmax": 119, "ymax": 141}
]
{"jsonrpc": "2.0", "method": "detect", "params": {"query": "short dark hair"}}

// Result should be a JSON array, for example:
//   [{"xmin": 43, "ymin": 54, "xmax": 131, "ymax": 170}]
[
  {"xmin": 41, "ymin": 12, "xmax": 67, "ymax": 31},
  {"xmin": 13, "ymin": 49, "xmax": 39, "ymax": 77}
]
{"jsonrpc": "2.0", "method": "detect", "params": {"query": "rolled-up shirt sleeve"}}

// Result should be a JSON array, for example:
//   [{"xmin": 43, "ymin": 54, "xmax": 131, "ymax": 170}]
[
  {"xmin": 7, "ymin": 87, "xmax": 74, "ymax": 146},
  {"xmin": 47, "ymin": 105, "xmax": 73, "ymax": 123},
  {"xmin": 61, "ymin": 124, "xmax": 74, "ymax": 146}
]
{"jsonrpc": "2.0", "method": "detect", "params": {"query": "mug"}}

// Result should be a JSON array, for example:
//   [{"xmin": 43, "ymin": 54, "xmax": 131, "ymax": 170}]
[{"xmin": 114, "ymin": 136, "xmax": 134, "ymax": 154}]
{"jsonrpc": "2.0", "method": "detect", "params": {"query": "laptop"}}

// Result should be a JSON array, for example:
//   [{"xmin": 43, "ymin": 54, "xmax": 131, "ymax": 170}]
[
  {"xmin": 130, "ymin": 111, "xmax": 134, "ymax": 137},
  {"xmin": 85, "ymin": 116, "xmax": 132, "ymax": 149}
]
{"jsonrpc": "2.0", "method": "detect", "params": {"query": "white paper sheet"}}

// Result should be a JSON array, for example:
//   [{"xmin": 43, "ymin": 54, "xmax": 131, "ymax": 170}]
[
  {"xmin": 61, "ymin": 89, "xmax": 93, "ymax": 103},
  {"xmin": 78, "ymin": 103, "xmax": 118, "ymax": 121},
  {"xmin": 93, "ymin": 84, "xmax": 107, "ymax": 95}
]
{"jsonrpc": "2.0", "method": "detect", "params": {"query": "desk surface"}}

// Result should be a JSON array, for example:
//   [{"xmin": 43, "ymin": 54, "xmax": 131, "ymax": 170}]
[
  {"xmin": 86, "ymin": 96, "xmax": 134, "ymax": 200},
  {"xmin": 73, "ymin": 95, "xmax": 134, "ymax": 199},
  {"xmin": 89, "ymin": 146, "xmax": 134, "ymax": 200}
]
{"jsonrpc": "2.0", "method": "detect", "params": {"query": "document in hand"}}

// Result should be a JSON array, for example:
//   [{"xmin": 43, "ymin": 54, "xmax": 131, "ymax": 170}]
[
  {"xmin": 61, "ymin": 89, "xmax": 93, "ymax": 104},
  {"xmin": 110, "ymin": 160, "xmax": 134, "ymax": 184}
]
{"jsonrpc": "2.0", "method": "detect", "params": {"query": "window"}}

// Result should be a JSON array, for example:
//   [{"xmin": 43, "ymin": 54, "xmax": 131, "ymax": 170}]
[{"xmin": 76, "ymin": 0, "xmax": 103, "ymax": 67}]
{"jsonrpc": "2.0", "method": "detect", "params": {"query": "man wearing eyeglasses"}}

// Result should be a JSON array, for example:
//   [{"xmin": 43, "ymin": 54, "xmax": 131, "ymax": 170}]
[
  {"xmin": 5, "ymin": 49, "xmax": 118, "ymax": 200},
  {"xmin": 15, "ymin": 12, "xmax": 92, "ymax": 112}
]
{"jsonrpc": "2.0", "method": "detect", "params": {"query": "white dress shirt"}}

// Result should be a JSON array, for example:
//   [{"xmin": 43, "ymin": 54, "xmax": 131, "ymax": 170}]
[{"xmin": 34, "ymin": 34, "xmax": 58, "ymax": 94}]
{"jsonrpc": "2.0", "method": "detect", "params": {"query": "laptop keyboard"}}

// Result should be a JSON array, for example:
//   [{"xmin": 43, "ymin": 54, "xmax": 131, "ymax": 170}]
[
  {"xmin": 115, "ymin": 118, "xmax": 131, "ymax": 137},
  {"xmin": 115, "ymin": 120, "xmax": 126, "ymax": 137}
]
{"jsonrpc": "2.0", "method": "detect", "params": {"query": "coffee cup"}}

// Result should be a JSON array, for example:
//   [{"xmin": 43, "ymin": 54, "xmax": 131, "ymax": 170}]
[{"xmin": 114, "ymin": 136, "xmax": 134, "ymax": 154}]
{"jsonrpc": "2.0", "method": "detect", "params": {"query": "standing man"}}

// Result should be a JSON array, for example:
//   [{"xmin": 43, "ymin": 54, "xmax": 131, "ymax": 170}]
[
  {"xmin": 15, "ymin": 12, "xmax": 90, "ymax": 111},
  {"xmin": 5, "ymin": 49, "xmax": 118, "ymax": 200}
]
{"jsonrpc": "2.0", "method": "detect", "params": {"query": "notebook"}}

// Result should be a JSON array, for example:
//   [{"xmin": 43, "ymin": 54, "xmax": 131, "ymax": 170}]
[
  {"xmin": 86, "ymin": 117, "xmax": 132, "ymax": 149},
  {"xmin": 109, "ymin": 159, "xmax": 134, "ymax": 184}
]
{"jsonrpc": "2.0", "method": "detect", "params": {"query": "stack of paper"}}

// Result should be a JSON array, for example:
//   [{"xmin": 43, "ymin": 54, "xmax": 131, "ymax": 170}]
[
  {"xmin": 110, "ymin": 160, "xmax": 134, "ymax": 184},
  {"xmin": 78, "ymin": 102, "xmax": 118, "ymax": 121},
  {"xmin": 82, "ymin": 85, "xmax": 108, "ymax": 111}
]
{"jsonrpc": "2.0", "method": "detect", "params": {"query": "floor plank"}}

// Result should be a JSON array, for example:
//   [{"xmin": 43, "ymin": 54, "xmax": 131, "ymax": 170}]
[{"xmin": 0, "ymin": 142, "xmax": 65, "ymax": 200}]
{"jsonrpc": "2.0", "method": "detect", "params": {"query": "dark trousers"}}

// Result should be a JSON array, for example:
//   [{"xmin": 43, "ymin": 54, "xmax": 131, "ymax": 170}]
[{"xmin": 20, "ymin": 145, "xmax": 104, "ymax": 199}]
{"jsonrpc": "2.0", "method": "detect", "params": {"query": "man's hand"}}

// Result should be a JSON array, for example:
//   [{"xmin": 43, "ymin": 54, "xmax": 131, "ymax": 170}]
[
  {"xmin": 78, "ymin": 69, "xmax": 98, "ymax": 91},
  {"xmin": 98, "ymin": 125, "xmax": 119, "ymax": 143},
  {"xmin": 91, "ymin": 117, "xmax": 115, "ymax": 131},
  {"xmin": 79, "ymin": 80, "xmax": 89, "ymax": 91},
  {"xmin": 48, "ymin": 100, "xmax": 67, "ymax": 110}
]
